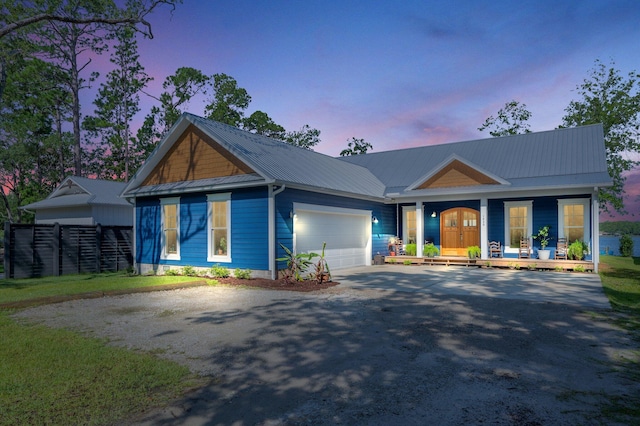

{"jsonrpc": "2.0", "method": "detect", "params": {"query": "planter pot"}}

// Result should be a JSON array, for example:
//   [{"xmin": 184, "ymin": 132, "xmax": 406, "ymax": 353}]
[{"xmin": 538, "ymin": 249, "xmax": 551, "ymax": 260}]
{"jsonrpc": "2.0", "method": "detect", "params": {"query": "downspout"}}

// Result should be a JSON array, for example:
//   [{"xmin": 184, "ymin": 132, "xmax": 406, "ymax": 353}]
[
  {"xmin": 592, "ymin": 188, "xmax": 599, "ymax": 273},
  {"xmin": 269, "ymin": 184, "xmax": 286, "ymax": 279}
]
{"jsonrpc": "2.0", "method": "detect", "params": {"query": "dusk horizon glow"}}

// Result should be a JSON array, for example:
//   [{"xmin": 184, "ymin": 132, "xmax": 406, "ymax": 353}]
[{"xmin": 81, "ymin": 0, "xmax": 640, "ymax": 220}]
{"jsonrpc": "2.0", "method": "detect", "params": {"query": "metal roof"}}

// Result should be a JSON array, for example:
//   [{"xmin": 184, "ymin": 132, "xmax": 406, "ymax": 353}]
[
  {"xmin": 340, "ymin": 124, "xmax": 612, "ymax": 197},
  {"xmin": 122, "ymin": 115, "xmax": 611, "ymax": 201},
  {"xmin": 123, "ymin": 114, "xmax": 387, "ymax": 199},
  {"xmin": 23, "ymin": 176, "xmax": 131, "ymax": 210}
]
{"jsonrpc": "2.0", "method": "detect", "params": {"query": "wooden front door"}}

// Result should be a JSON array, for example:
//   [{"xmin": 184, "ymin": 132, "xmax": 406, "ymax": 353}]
[{"xmin": 440, "ymin": 207, "xmax": 480, "ymax": 256}]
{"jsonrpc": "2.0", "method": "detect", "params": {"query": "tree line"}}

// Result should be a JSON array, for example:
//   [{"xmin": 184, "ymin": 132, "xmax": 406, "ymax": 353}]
[{"xmin": 600, "ymin": 221, "xmax": 640, "ymax": 236}]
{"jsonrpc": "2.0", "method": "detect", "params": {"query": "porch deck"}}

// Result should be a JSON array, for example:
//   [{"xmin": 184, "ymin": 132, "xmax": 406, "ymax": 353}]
[{"xmin": 384, "ymin": 255, "xmax": 595, "ymax": 272}]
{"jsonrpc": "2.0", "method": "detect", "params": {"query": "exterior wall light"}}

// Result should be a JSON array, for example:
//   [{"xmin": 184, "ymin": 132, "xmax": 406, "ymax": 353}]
[
  {"xmin": 431, "ymin": 211, "xmax": 437, "ymax": 218},
  {"xmin": 372, "ymin": 216, "xmax": 379, "ymax": 224}
]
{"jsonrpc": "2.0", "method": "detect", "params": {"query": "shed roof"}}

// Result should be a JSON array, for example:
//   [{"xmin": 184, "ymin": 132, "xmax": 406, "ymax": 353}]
[{"xmin": 22, "ymin": 176, "xmax": 131, "ymax": 210}]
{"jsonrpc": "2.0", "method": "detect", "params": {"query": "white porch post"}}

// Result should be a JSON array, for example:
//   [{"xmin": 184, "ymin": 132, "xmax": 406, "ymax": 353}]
[
  {"xmin": 480, "ymin": 198, "xmax": 488, "ymax": 259},
  {"xmin": 592, "ymin": 189, "xmax": 600, "ymax": 273},
  {"xmin": 416, "ymin": 202, "xmax": 424, "ymax": 257}
]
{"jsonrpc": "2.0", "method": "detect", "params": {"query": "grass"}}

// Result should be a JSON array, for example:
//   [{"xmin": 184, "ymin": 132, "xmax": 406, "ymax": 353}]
[
  {"xmin": 597, "ymin": 255, "xmax": 640, "ymax": 423},
  {"xmin": 0, "ymin": 272, "xmax": 211, "ymax": 425},
  {"xmin": 0, "ymin": 312, "xmax": 203, "ymax": 425},
  {"xmin": 599, "ymin": 255, "xmax": 640, "ymax": 312},
  {"xmin": 0, "ymin": 272, "xmax": 205, "ymax": 305}
]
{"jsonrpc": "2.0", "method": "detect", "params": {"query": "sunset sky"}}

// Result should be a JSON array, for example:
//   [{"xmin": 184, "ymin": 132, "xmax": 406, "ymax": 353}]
[{"xmin": 87, "ymin": 0, "xmax": 640, "ymax": 219}]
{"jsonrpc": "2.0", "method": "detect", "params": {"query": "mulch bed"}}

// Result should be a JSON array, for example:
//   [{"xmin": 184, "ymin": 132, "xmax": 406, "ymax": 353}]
[{"xmin": 215, "ymin": 277, "xmax": 339, "ymax": 292}]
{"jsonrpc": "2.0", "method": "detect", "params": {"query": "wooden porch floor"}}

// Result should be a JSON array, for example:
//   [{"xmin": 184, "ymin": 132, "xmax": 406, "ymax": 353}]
[{"xmin": 383, "ymin": 255, "xmax": 595, "ymax": 272}]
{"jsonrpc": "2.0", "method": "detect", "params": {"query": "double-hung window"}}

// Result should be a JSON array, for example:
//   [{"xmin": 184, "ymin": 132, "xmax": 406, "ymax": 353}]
[
  {"xmin": 558, "ymin": 198, "xmax": 590, "ymax": 243},
  {"xmin": 208, "ymin": 193, "xmax": 231, "ymax": 262},
  {"xmin": 504, "ymin": 201, "xmax": 533, "ymax": 254},
  {"xmin": 161, "ymin": 197, "xmax": 180, "ymax": 260}
]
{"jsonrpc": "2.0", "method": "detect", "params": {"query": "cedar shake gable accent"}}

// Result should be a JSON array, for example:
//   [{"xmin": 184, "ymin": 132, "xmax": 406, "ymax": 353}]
[
  {"xmin": 142, "ymin": 125, "xmax": 255, "ymax": 187},
  {"xmin": 408, "ymin": 156, "xmax": 507, "ymax": 191}
]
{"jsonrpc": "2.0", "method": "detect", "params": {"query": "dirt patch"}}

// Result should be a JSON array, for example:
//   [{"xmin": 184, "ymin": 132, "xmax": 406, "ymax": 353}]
[{"xmin": 215, "ymin": 277, "xmax": 339, "ymax": 292}]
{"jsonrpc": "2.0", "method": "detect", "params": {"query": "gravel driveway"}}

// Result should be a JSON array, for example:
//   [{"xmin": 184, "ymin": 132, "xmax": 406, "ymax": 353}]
[{"xmin": 13, "ymin": 266, "xmax": 639, "ymax": 425}]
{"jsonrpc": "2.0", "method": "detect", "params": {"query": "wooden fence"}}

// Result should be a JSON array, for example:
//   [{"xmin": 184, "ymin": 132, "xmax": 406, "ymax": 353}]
[{"xmin": 3, "ymin": 223, "xmax": 133, "ymax": 279}]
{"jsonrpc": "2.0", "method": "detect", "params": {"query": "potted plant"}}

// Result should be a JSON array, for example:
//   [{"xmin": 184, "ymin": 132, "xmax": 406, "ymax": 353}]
[
  {"xmin": 568, "ymin": 240, "xmax": 588, "ymax": 260},
  {"xmin": 533, "ymin": 225, "xmax": 552, "ymax": 260},
  {"xmin": 218, "ymin": 237, "xmax": 227, "ymax": 255},
  {"xmin": 423, "ymin": 243, "xmax": 439, "ymax": 258},
  {"xmin": 467, "ymin": 245, "xmax": 481, "ymax": 259},
  {"xmin": 387, "ymin": 236, "xmax": 398, "ymax": 256}
]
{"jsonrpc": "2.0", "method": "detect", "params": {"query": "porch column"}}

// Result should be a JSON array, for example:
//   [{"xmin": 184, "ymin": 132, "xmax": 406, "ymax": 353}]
[
  {"xmin": 480, "ymin": 198, "xmax": 488, "ymax": 259},
  {"xmin": 416, "ymin": 202, "xmax": 424, "ymax": 257},
  {"xmin": 592, "ymin": 189, "xmax": 600, "ymax": 273}
]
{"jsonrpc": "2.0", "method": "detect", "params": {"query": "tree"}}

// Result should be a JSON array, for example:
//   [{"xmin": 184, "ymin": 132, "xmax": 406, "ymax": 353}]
[
  {"xmin": 478, "ymin": 100, "xmax": 532, "ymax": 137},
  {"xmin": 283, "ymin": 124, "xmax": 321, "ymax": 150},
  {"xmin": 562, "ymin": 59, "xmax": 640, "ymax": 213},
  {"xmin": 0, "ymin": 0, "xmax": 182, "ymax": 176},
  {"xmin": 340, "ymin": 137, "xmax": 372, "ymax": 156},
  {"xmin": 243, "ymin": 110, "xmax": 286, "ymax": 139},
  {"xmin": 83, "ymin": 25, "xmax": 151, "ymax": 181},
  {"xmin": 0, "ymin": 56, "xmax": 74, "ymax": 222},
  {"xmin": 136, "ymin": 66, "xmax": 210, "ymax": 154},
  {"xmin": 204, "ymin": 73, "xmax": 251, "ymax": 127}
]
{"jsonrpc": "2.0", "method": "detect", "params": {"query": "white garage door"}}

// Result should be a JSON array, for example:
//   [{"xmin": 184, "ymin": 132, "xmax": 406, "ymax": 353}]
[{"xmin": 294, "ymin": 204, "xmax": 371, "ymax": 270}]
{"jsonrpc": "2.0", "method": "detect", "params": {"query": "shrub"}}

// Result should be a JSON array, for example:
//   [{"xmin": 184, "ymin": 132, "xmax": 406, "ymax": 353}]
[
  {"xmin": 405, "ymin": 243, "xmax": 417, "ymax": 256},
  {"xmin": 403, "ymin": 259, "xmax": 412, "ymax": 265},
  {"xmin": 234, "ymin": 268, "xmax": 252, "ymax": 279},
  {"xmin": 574, "ymin": 264, "xmax": 585, "ymax": 272},
  {"xmin": 165, "ymin": 269, "xmax": 180, "ymax": 276},
  {"xmin": 555, "ymin": 265, "xmax": 563, "ymax": 272},
  {"xmin": 568, "ymin": 240, "xmax": 588, "ymax": 260},
  {"xmin": 423, "ymin": 243, "xmax": 439, "ymax": 257},
  {"xmin": 467, "ymin": 245, "xmax": 481, "ymax": 258},
  {"xmin": 620, "ymin": 234, "xmax": 634, "ymax": 257},
  {"xmin": 388, "ymin": 258, "xmax": 396, "ymax": 264},
  {"xmin": 210, "ymin": 264, "xmax": 230, "ymax": 278},
  {"xmin": 182, "ymin": 265, "xmax": 197, "ymax": 277},
  {"xmin": 528, "ymin": 263, "xmax": 537, "ymax": 271}
]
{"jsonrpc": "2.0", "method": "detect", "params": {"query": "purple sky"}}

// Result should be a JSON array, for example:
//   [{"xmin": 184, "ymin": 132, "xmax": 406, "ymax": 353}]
[{"xmin": 87, "ymin": 0, "xmax": 640, "ymax": 219}]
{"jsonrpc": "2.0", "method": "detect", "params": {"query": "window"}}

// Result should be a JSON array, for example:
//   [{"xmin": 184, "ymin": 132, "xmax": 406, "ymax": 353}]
[
  {"xmin": 161, "ymin": 197, "xmax": 180, "ymax": 259},
  {"xmin": 504, "ymin": 201, "xmax": 532, "ymax": 253},
  {"xmin": 402, "ymin": 206, "xmax": 417, "ymax": 244},
  {"xmin": 208, "ymin": 193, "xmax": 231, "ymax": 262},
  {"xmin": 558, "ymin": 199, "xmax": 590, "ymax": 243}
]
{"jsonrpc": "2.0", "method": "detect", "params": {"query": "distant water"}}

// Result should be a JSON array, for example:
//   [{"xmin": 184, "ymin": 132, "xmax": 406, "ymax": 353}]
[{"xmin": 599, "ymin": 235, "xmax": 640, "ymax": 257}]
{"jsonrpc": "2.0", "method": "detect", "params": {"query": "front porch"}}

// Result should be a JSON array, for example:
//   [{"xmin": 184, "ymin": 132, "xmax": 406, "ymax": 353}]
[{"xmin": 383, "ymin": 255, "xmax": 595, "ymax": 272}]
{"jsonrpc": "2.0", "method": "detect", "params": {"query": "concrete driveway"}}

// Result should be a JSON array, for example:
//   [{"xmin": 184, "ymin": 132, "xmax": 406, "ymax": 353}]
[
  {"xmin": 333, "ymin": 264, "xmax": 611, "ymax": 308},
  {"xmin": 14, "ymin": 266, "xmax": 636, "ymax": 425}
]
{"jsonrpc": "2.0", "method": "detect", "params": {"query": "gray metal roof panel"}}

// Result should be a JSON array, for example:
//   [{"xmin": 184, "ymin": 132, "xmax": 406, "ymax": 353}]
[
  {"xmin": 185, "ymin": 114, "xmax": 387, "ymax": 198},
  {"xmin": 23, "ymin": 177, "xmax": 131, "ymax": 210},
  {"xmin": 340, "ymin": 124, "xmax": 611, "ymax": 196}
]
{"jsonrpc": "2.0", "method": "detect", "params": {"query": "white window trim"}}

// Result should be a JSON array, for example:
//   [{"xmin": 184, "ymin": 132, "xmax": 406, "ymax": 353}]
[
  {"xmin": 402, "ymin": 205, "xmax": 417, "ymax": 244},
  {"xmin": 558, "ymin": 198, "xmax": 590, "ymax": 243},
  {"xmin": 160, "ymin": 197, "xmax": 180, "ymax": 260},
  {"xmin": 503, "ymin": 200, "xmax": 533, "ymax": 254},
  {"xmin": 207, "ymin": 192, "xmax": 232, "ymax": 263}
]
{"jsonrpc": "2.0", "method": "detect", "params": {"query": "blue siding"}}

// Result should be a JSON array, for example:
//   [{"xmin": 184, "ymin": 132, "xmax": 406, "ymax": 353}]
[
  {"xmin": 136, "ymin": 187, "xmax": 269, "ymax": 270},
  {"xmin": 275, "ymin": 188, "xmax": 394, "ymax": 265},
  {"xmin": 488, "ymin": 194, "xmax": 592, "ymax": 259}
]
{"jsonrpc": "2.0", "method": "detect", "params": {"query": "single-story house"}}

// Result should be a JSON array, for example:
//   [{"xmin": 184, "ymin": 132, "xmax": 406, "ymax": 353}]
[
  {"xmin": 121, "ymin": 113, "xmax": 612, "ymax": 277},
  {"xmin": 22, "ymin": 176, "xmax": 133, "ymax": 226}
]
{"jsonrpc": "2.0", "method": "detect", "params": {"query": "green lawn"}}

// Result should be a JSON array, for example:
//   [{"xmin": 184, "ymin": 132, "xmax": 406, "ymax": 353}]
[
  {"xmin": 599, "ymin": 255, "xmax": 640, "ymax": 312},
  {"xmin": 0, "ymin": 272, "xmax": 205, "ymax": 306},
  {"xmin": 0, "ymin": 272, "xmax": 210, "ymax": 425}
]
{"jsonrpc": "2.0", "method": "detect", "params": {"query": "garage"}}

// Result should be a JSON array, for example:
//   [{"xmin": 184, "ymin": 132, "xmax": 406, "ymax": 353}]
[{"xmin": 293, "ymin": 203, "xmax": 372, "ymax": 269}]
